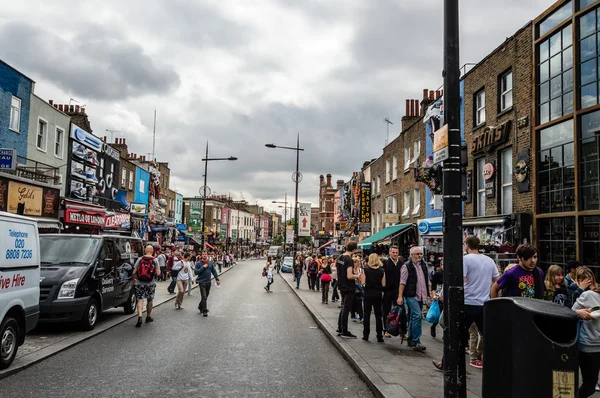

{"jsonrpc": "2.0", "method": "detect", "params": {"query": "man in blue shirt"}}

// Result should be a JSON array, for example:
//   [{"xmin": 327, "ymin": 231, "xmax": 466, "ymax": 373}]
[{"xmin": 195, "ymin": 251, "xmax": 221, "ymax": 317}]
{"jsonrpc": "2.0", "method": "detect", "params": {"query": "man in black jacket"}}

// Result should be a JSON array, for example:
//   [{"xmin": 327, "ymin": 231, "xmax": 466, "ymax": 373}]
[{"xmin": 382, "ymin": 246, "xmax": 402, "ymax": 337}]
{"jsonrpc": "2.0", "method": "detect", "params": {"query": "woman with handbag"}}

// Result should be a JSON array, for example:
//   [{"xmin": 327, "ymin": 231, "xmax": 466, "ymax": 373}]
[
  {"xmin": 263, "ymin": 257, "xmax": 274, "ymax": 293},
  {"xmin": 360, "ymin": 253, "xmax": 386, "ymax": 342},
  {"xmin": 173, "ymin": 252, "xmax": 194, "ymax": 309},
  {"xmin": 320, "ymin": 257, "xmax": 332, "ymax": 304}
]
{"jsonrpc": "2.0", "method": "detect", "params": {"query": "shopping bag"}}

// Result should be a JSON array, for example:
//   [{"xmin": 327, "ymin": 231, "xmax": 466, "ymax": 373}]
[{"xmin": 425, "ymin": 300, "xmax": 441, "ymax": 324}]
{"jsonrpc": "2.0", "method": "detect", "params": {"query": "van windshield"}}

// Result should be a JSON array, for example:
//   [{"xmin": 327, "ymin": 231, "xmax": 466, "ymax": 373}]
[{"xmin": 40, "ymin": 237, "xmax": 99, "ymax": 266}]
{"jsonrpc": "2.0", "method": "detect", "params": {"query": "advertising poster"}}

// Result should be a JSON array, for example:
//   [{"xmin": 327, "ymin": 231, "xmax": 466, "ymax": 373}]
[{"xmin": 359, "ymin": 182, "xmax": 371, "ymax": 232}]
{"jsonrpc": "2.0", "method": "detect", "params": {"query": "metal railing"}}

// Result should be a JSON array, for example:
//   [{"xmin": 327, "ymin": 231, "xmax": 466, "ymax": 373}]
[{"xmin": 0, "ymin": 155, "xmax": 61, "ymax": 185}]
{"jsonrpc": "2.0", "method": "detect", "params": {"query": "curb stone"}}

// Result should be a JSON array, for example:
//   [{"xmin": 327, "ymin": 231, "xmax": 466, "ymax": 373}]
[{"xmin": 0, "ymin": 265, "xmax": 236, "ymax": 380}]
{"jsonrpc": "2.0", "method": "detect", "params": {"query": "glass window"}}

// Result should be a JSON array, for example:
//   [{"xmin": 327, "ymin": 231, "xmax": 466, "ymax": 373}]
[
  {"xmin": 476, "ymin": 158, "xmax": 486, "ymax": 217},
  {"xmin": 580, "ymin": 110, "xmax": 600, "ymax": 210},
  {"xmin": 501, "ymin": 148, "xmax": 513, "ymax": 214},
  {"xmin": 580, "ymin": 0, "xmax": 597, "ymax": 10},
  {"xmin": 581, "ymin": 216, "xmax": 600, "ymax": 278},
  {"xmin": 538, "ymin": 25, "xmax": 573, "ymax": 123},
  {"xmin": 54, "ymin": 127, "xmax": 64, "ymax": 158},
  {"xmin": 385, "ymin": 160, "xmax": 390, "ymax": 183},
  {"xmin": 404, "ymin": 147, "xmax": 411, "ymax": 170},
  {"xmin": 538, "ymin": 120, "xmax": 575, "ymax": 213},
  {"xmin": 392, "ymin": 155, "xmax": 397, "ymax": 180},
  {"xmin": 413, "ymin": 188, "xmax": 420, "ymax": 216},
  {"xmin": 538, "ymin": 217, "xmax": 576, "ymax": 270},
  {"xmin": 140, "ymin": 179, "xmax": 145, "ymax": 194},
  {"xmin": 499, "ymin": 71, "xmax": 513, "ymax": 112},
  {"xmin": 579, "ymin": 11, "xmax": 600, "ymax": 109},
  {"xmin": 37, "ymin": 119, "xmax": 47, "ymax": 151},
  {"xmin": 539, "ymin": 1, "xmax": 572, "ymax": 37},
  {"xmin": 128, "ymin": 170, "xmax": 134, "ymax": 190},
  {"xmin": 475, "ymin": 89, "xmax": 486, "ymax": 126},
  {"xmin": 402, "ymin": 191, "xmax": 410, "ymax": 218},
  {"xmin": 377, "ymin": 176, "xmax": 381, "ymax": 194},
  {"xmin": 412, "ymin": 140, "xmax": 421, "ymax": 163},
  {"xmin": 121, "ymin": 168, "xmax": 126, "ymax": 187},
  {"xmin": 10, "ymin": 96, "xmax": 21, "ymax": 132}
]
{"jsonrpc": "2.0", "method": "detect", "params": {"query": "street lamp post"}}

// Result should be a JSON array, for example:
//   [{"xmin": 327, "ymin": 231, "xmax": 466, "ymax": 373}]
[
  {"xmin": 265, "ymin": 134, "xmax": 304, "ymax": 260},
  {"xmin": 201, "ymin": 141, "xmax": 237, "ymax": 250}
]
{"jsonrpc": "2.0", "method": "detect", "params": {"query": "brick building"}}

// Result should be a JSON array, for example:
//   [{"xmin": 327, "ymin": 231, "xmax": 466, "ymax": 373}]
[
  {"xmin": 462, "ymin": 22, "xmax": 534, "ymax": 249},
  {"xmin": 318, "ymin": 174, "xmax": 336, "ymax": 235},
  {"xmin": 111, "ymin": 138, "xmax": 137, "ymax": 203}
]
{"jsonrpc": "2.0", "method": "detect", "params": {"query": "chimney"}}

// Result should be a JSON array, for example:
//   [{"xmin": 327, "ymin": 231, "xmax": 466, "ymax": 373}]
[
  {"xmin": 115, "ymin": 137, "xmax": 119, "ymax": 144},
  {"xmin": 49, "ymin": 100, "xmax": 53, "ymax": 105},
  {"xmin": 69, "ymin": 105, "xmax": 74, "ymax": 112},
  {"xmin": 326, "ymin": 174, "xmax": 332, "ymax": 187},
  {"xmin": 75, "ymin": 105, "xmax": 80, "ymax": 113},
  {"xmin": 429, "ymin": 90, "xmax": 435, "ymax": 100},
  {"xmin": 405, "ymin": 99, "xmax": 410, "ymax": 117},
  {"xmin": 58, "ymin": 104, "xmax": 63, "ymax": 112},
  {"xmin": 123, "ymin": 138, "xmax": 126, "ymax": 145},
  {"xmin": 53, "ymin": 104, "xmax": 58, "ymax": 109},
  {"xmin": 336, "ymin": 180, "xmax": 344, "ymax": 189},
  {"xmin": 412, "ymin": 100, "xmax": 418, "ymax": 117},
  {"xmin": 320, "ymin": 175, "xmax": 324, "ymax": 185},
  {"xmin": 436, "ymin": 90, "xmax": 441, "ymax": 99},
  {"xmin": 81, "ymin": 107, "xmax": 85, "ymax": 113},
  {"xmin": 423, "ymin": 89, "xmax": 428, "ymax": 101},
  {"xmin": 103, "ymin": 136, "xmax": 106, "ymax": 142}
]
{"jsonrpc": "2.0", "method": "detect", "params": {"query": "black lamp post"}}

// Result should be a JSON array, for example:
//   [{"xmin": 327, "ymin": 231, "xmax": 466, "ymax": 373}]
[
  {"xmin": 266, "ymin": 135, "xmax": 304, "ymax": 260},
  {"xmin": 201, "ymin": 141, "xmax": 237, "ymax": 250}
]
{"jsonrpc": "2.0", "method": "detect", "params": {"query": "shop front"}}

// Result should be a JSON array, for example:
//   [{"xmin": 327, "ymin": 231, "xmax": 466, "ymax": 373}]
[
  {"xmin": 417, "ymin": 218, "xmax": 443, "ymax": 265},
  {"xmin": 62, "ymin": 200, "xmax": 106, "ymax": 234},
  {"xmin": 0, "ymin": 175, "xmax": 61, "ymax": 232},
  {"xmin": 103, "ymin": 212, "xmax": 131, "ymax": 234},
  {"xmin": 357, "ymin": 223, "xmax": 417, "ymax": 257}
]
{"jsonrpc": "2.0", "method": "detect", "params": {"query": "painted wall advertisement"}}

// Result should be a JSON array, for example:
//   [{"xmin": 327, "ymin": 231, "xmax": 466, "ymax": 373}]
[
  {"xmin": 359, "ymin": 182, "xmax": 371, "ymax": 232},
  {"xmin": 0, "ymin": 177, "xmax": 59, "ymax": 218},
  {"xmin": 189, "ymin": 199, "xmax": 202, "ymax": 232},
  {"xmin": 298, "ymin": 202, "xmax": 311, "ymax": 237}
]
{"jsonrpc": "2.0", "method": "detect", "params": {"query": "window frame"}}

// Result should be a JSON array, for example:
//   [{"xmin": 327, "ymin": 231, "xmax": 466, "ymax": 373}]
[
  {"xmin": 412, "ymin": 188, "xmax": 420, "ymax": 216},
  {"xmin": 402, "ymin": 191, "xmax": 411, "ymax": 217},
  {"xmin": 9, "ymin": 96, "xmax": 21, "ymax": 133},
  {"xmin": 377, "ymin": 176, "xmax": 381, "ymax": 194},
  {"xmin": 385, "ymin": 159, "xmax": 391, "ymax": 183},
  {"xmin": 36, "ymin": 117, "xmax": 48, "ymax": 152},
  {"xmin": 404, "ymin": 147, "xmax": 411, "ymax": 171},
  {"xmin": 476, "ymin": 158, "xmax": 486, "ymax": 217},
  {"xmin": 392, "ymin": 155, "xmax": 398, "ymax": 180},
  {"xmin": 128, "ymin": 170, "xmax": 134, "ymax": 190},
  {"xmin": 54, "ymin": 126, "xmax": 64, "ymax": 159},
  {"xmin": 411, "ymin": 140, "xmax": 421, "ymax": 164},
  {"xmin": 121, "ymin": 168, "xmax": 126, "ymax": 187},
  {"xmin": 499, "ymin": 70, "xmax": 513, "ymax": 113},
  {"xmin": 475, "ymin": 89, "xmax": 486, "ymax": 127},
  {"xmin": 501, "ymin": 147, "xmax": 513, "ymax": 214}
]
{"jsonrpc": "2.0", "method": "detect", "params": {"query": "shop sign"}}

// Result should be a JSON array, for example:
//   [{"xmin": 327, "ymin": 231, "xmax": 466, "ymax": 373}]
[
  {"xmin": 417, "ymin": 218, "xmax": 443, "ymax": 235},
  {"xmin": 516, "ymin": 150, "xmax": 530, "ymax": 193},
  {"xmin": 0, "ymin": 177, "xmax": 60, "ymax": 218},
  {"xmin": 105, "ymin": 213, "xmax": 131, "ymax": 228},
  {"xmin": 65, "ymin": 208, "xmax": 106, "ymax": 226},
  {"xmin": 359, "ymin": 182, "xmax": 371, "ymax": 232},
  {"xmin": 470, "ymin": 120, "xmax": 512, "ymax": 155},
  {"xmin": 433, "ymin": 125, "xmax": 449, "ymax": 164},
  {"xmin": 189, "ymin": 199, "xmax": 202, "ymax": 231},
  {"xmin": 383, "ymin": 213, "xmax": 399, "ymax": 223},
  {"xmin": 70, "ymin": 124, "xmax": 103, "ymax": 152},
  {"xmin": 483, "ymin": 162, "xmax": 495, "ymax": 198},
  {"xmin": 0, "ymin": 149, "xmax": 17, "ymax": 170},
  {"xmin": 130, "ymin": 203, "xmax": 147, "ymax": 214}
]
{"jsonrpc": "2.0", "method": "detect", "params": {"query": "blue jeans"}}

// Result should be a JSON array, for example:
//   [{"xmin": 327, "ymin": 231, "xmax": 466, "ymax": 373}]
[
  {"xmin": 168, "ymin": 275, "xmax": 177, "ymax": 293},
  {"xmin": 295, "ymin": 272, "xmax": 302, "ymax": 288},
  {"xmin": 405, "ymin": 297, "xmax": 423, "ymax": 345}
]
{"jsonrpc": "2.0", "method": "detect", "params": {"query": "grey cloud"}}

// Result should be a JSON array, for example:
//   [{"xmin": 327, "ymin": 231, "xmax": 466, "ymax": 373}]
[{"xmin": 0, "ymin": 22, "xmax": 180, "ymax": 100}]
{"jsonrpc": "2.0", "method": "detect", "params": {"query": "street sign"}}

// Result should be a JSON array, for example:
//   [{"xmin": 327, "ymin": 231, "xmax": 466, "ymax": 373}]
[
  {"xmin": 285, "ymin": 229, "xmax": 294, "ymax": 243},
  {"xmin": 0, "ymin": 149, "xmax": 17, "ymax": 170},
  {"xmin": 298, "ymin": 202, "xmax": 311, "ymax": 236},
  {"xmin": 433, "ymin": 124, "xmax": 449, "ymax": 164}
]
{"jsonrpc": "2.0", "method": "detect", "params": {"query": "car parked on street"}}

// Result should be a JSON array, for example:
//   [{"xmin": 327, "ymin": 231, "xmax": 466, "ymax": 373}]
[
  {"xmin": 38, "ymin": 234, "xmax": 143, "ymax": 330},
  {"xmin": 0, "ymin": 212, "xmax": 40, "ymax": 370},
  {"xmin": 281, "ymin": 256, "xmax": 293, "ymax": 273}
]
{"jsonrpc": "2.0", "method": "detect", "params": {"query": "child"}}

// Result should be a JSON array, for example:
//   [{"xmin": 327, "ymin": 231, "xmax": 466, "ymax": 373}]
[
  {"xmin": 566, "ymin": 266, "xmax": 596, "ymax": 308},
  {"xmin": 543, "ymin": 264, "xmax": 568, "ymax": 305},
  {"xmin": 571, "ymin": 274, "xmax": 600, "ymax": 398}
]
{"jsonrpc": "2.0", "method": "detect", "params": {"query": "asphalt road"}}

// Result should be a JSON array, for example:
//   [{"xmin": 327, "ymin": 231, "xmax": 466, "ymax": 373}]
[{"xmin": 2, "ymin": 259, "xmax": 373, "ymax": 398}]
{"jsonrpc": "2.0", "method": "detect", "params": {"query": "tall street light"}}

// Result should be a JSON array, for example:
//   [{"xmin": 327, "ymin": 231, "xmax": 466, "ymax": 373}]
[
  {"xmin": 265, "ymin": 134, "xmax": 304, "ymax": 260},
  {"xmin": 273, "ymin": 193, "xmax": 288, "ymax": 246},
  {"xmin": 201, "ymin": 141, "xmax": 237, "ymax": 250}
]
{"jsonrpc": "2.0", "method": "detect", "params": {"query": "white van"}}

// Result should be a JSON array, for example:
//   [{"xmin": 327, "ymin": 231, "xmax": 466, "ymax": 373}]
[{"xmin": 0, "ymin": 212, "xmax": 40, "ymax": 369}]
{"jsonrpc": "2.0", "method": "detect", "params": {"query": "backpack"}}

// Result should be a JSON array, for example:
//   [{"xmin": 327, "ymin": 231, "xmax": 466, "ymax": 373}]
[
  {"xmin": 386, "ymin": 305, "xmax": 407, "ymax": 338},
  {"xmin": 137, "ymin": 257, "xmax": 156, "ymax": 282},
  {"xmin": 309, "ymin": 260, "xmax": 318, "ymax": 274}
]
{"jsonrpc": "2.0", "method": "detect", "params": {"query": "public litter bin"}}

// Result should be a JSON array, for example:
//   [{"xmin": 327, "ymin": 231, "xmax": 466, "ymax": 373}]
[{"xmin": 482, "ymin": 297, "xmax": 579, "ymax": 398}]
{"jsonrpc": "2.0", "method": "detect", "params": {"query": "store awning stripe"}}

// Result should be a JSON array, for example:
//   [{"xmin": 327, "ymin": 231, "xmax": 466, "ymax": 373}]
[{"xmin": 358, "ymin": 224, "xmax": 412, "ymax": 247}]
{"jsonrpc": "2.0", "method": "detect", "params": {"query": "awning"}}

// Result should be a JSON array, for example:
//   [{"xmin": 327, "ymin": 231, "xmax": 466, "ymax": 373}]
[
  {"xmin": 36, "ymin": 218, "xmax": 63, "ymax": 230},
  {"xmin": 358, "ymin": 224, "xmax": 412, "ymax": 249},
  {"xmin": 317, "ymin": 240, "xmax": 334, "ymax": 250},
  {"xmin": 64, "ymin": 202, "xmax": 106, "ymax": 227},
  {"xmin": 191, "ymin": 237, "xmax": 203, "ymax": 246}
]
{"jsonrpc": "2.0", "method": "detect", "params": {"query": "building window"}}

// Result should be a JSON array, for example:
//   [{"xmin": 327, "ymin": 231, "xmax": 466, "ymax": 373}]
[
  {"xmin": 538, "ymin": 25, "xmax": 573, "ymax": 124},
  {"xmin": 413, "ymin": 188, "xmax": 420, "ymax": 216},
  {"xmin": 476, "ymin": 158, "xmax": 486, "ymax": 216},
  {"xmin": 538, "ymin": 119, "xmax": 575, "ymax": 213},
  {"xmin": 9, "ymin": 96, "xmax": 20, "ymax": 132},
  {"xmin": 501, "ymin": 148, "xmax": 513, "ymax": 214},
  {"xmin": 377, "ymin": 176, "xmax": 381, "ymax": 194},
  {"xmin": 579, "ymin": 9, "xmax": 600, "ymax": 109},
  {"xmin": 321, "ymin": 201, "xmax": 326, "ymax": 211},
  {"xmin": 538, "ymin": 217, "xmax": 576, "ymax": 269},
  {"xmin": 392, "ymin": 155, "xmax": 398, "ymax": 180},
  {"xmin": 140, "ymin": 179, "xmax": 145, "ymax": 194},
  {"xmin": 580, "ymin": 0, "xmax": 596, "ymax": 10},
  {"xmin": 582, "ymin": 216, "xmax": 600, "ymax": 276},
  {"xmin": 36, "ymin": 119, "xmax": 47, "ymax": 151},
  {"xmin": 499, "ymin": 71, "xmax": 513, "ymax": 112},
  {"xmin": 580, "ymin": 109, "xmax": 600, "ymax": 209},
  {"xmin": 121, "ymin": 167, "xmax": 126, "ymax": 187},
  {"xmin": 54, "ymin": 127, "xmax": 64, "ymax": 158},
  {"xmin": 129, "ymin": 170, "xmax": 134, "ymax": 190},
  {"xmin": 377, "ymin": 212, "xmax": 382, "ymax": 231},
  {"xmin": 385, "ymin": 160, "xmax": 391, "ymax": 183},
  {"xmin": 404, "ymin": 147, "xmax": 411, "ymax": 170},
  {"xmin": 412, "ymin": 140, "xmax": 421, "ymax": 164},
  {"xmin": 386, "ymin": 195, "xmax": 397, "ymax": 214},
  {"xmin": 539, "ymin": 1, "xmax": 572, "ymax": 37},
  {"xmin": 402, "ymin": 191, "xmax": 410, "ymax": 217},
  {"xmin": 475, "ymin": 89, "xmax": 486, "ymax": 126}
]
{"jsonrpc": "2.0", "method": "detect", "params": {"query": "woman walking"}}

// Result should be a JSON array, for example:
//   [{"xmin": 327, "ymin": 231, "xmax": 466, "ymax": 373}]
[
  {"xmin": 294, "ymin": 254, "xmax": 304, "ymax": 289},
  {"xmin": 320, "ymin": 257, "xmax": 332, "ymax": 304},
  {"xmin": 173, "ymin": 252, "xmax": 194, "ymax": 309},
  {"xmin": 331, "ymin": 257, "xmax": 340, "ymax": 303},
  {"xmin": 264, "ymin": 257, "xmax": 274, "ymax": 293},
  {"xmin": 361, "ymin": 253, "xmax": 386, "ymax": 342},
  {"xmin": 351, "ymin": 256, "xmax": 364, "ymax": 323}
]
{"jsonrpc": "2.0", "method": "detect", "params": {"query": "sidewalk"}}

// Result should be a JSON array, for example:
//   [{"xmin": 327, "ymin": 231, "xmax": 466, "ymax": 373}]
[
  {"xmin": 281, "ymin": 273, "xmax": 482, "ymax": 398},
  {"xmin": 0, "ymin": 262, "xmax": 241, "ymax": 379}
]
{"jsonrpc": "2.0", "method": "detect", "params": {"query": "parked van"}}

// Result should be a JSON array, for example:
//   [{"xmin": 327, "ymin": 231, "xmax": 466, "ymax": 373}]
[
  {"xmin": 0, "ymin": 212, "xmax": 40, "ymax": 369},
  {"xmin": 267, "ymin": 246, "xmax": 283, "ymax": 258},
  {"xmin": 38, "ymin": 234, "xmax": 143, "ymax": 331}
]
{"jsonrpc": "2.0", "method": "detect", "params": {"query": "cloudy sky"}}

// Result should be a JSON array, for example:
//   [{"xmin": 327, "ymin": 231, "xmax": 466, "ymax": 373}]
[{"xmin": 1, "ymin": 0, "xmax": 550, "ymax": 214}]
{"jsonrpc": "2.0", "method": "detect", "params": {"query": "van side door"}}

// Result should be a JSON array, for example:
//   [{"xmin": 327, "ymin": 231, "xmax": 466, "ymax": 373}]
[
  {"xmin": 95, "ymin": 240, "xmax": 116, "ymax": 309},
  {"xmin": 114, "ymin": 238, "xmax": 136, "ymax": 304}
]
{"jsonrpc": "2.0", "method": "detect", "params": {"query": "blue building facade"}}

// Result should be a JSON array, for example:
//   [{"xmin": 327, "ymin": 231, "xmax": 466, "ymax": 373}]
[
  {"xmin": 133, "ymin": 166, "xmax": 150, "ymax": 206},
  {"xmin": 175, "ymin": 192, "xmax": 184, "ymax": 224},
  {"xmin": 0, "ymin": 60, "xmax": 34, "ymax": 159}
]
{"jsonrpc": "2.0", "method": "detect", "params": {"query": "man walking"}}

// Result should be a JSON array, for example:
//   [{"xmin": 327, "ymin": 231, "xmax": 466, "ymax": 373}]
[
  {"xmin": 132, "ymin": 245, "xmax": 161, "ymax": 327},
  {"xmin": 382, "ymin": 246, "xmax": 402, "ymax": 338},
  {"xmin": 337, "ymin": 241, "xmax": 360, "ymax": 338},
  {"xmin": 397, "ymin": 246, "xmax": 430, "ymax": 351},
  {"xmin": 166, "ymin": 250, "xmax": 179, "ymax": 294},
  {"xmin": 195, "ymin": 251, "xmax": 221, "ymax": 317}
]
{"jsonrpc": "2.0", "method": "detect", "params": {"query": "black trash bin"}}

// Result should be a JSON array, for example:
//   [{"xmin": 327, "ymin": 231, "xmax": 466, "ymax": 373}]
[{"xmin": 482, "ymin": 297, "xmax": 579, "ymax": 398}]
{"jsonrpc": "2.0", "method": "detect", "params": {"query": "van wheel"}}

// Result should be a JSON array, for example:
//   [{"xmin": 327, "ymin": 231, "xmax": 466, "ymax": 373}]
[
  {"xmin": 0, "ymin": 317, "xmax": 19, "ymax": 370},
  {"xmin": 80, "ymin": 299, "xmax": 99, "ymax": 331},
  {"xmin": 124, "ymin": 290, "xmax": 136, "ymax": 314}
]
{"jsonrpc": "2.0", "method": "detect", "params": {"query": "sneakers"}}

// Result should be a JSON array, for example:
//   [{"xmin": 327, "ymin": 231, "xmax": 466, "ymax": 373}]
[
  {"xmin": 145, "ymin": 316, "xmax": 154, "ymax": 323},
  {"xmin": 407, "ymin": 341, "xmax": 415, "ymax": 347},
  {"xmin": 72, "ymin": 166, "xmax": 86, "ymax": 180},
  {"xmin": 360, "ymin": 318, "xmax": 364, "ymax": 324},
  {"xmin": 135, "ymin": 317, "xmax": 142, "ymax": 327},
  {"xmin": 376, "ymin": 337, "xmax": 385, "ymax": 343},
  {"xmin": 85, "ymin": 151, "xmax": 99, "ymax": 166},
  {"xmin": 340, "ymin": 331, "xmax": 357, "ymax": 339},
  {"xmin": 72, "ymin": 144, "xmax": 86, "ymax": 159},
  {"xmin": 351, "ymin": 317, "xmax": 357, "ymax": 322},
  {"xmin": 596, "ymin": 384, "xmax": 600, "ymax": 392},
  {"xmin": 71, "ymin": 186, "xmax": 87, "ymax": 200},
  {"xmin": 384, "ymin": 332, "xmax": 392, "ymax": 338},
  {"xmin": 470, "ymin": 360, "xmax": 483, "ymax": 369},
  {"xmin": 413, "ymin": 344, "xmax": 426, "ymax": 352},
  {"xmin": 85, "ymin": 170, "xmax": 99, "ymax": 184},
  {"xmin": 433, "ymin": 360, "xmax": 443, "ymax": 371}
]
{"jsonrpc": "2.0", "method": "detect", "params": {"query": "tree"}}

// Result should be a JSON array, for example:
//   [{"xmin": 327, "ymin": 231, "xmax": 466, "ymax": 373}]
[{"xmin": 272, "ymin": 235, "xmax": 283, "ymax": 246}]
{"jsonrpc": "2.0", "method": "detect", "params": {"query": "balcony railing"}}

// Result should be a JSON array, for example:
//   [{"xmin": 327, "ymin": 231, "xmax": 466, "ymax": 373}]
[{"xmin": 0, "ymin": 155, "xmax": 61, "ymax": 186}]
